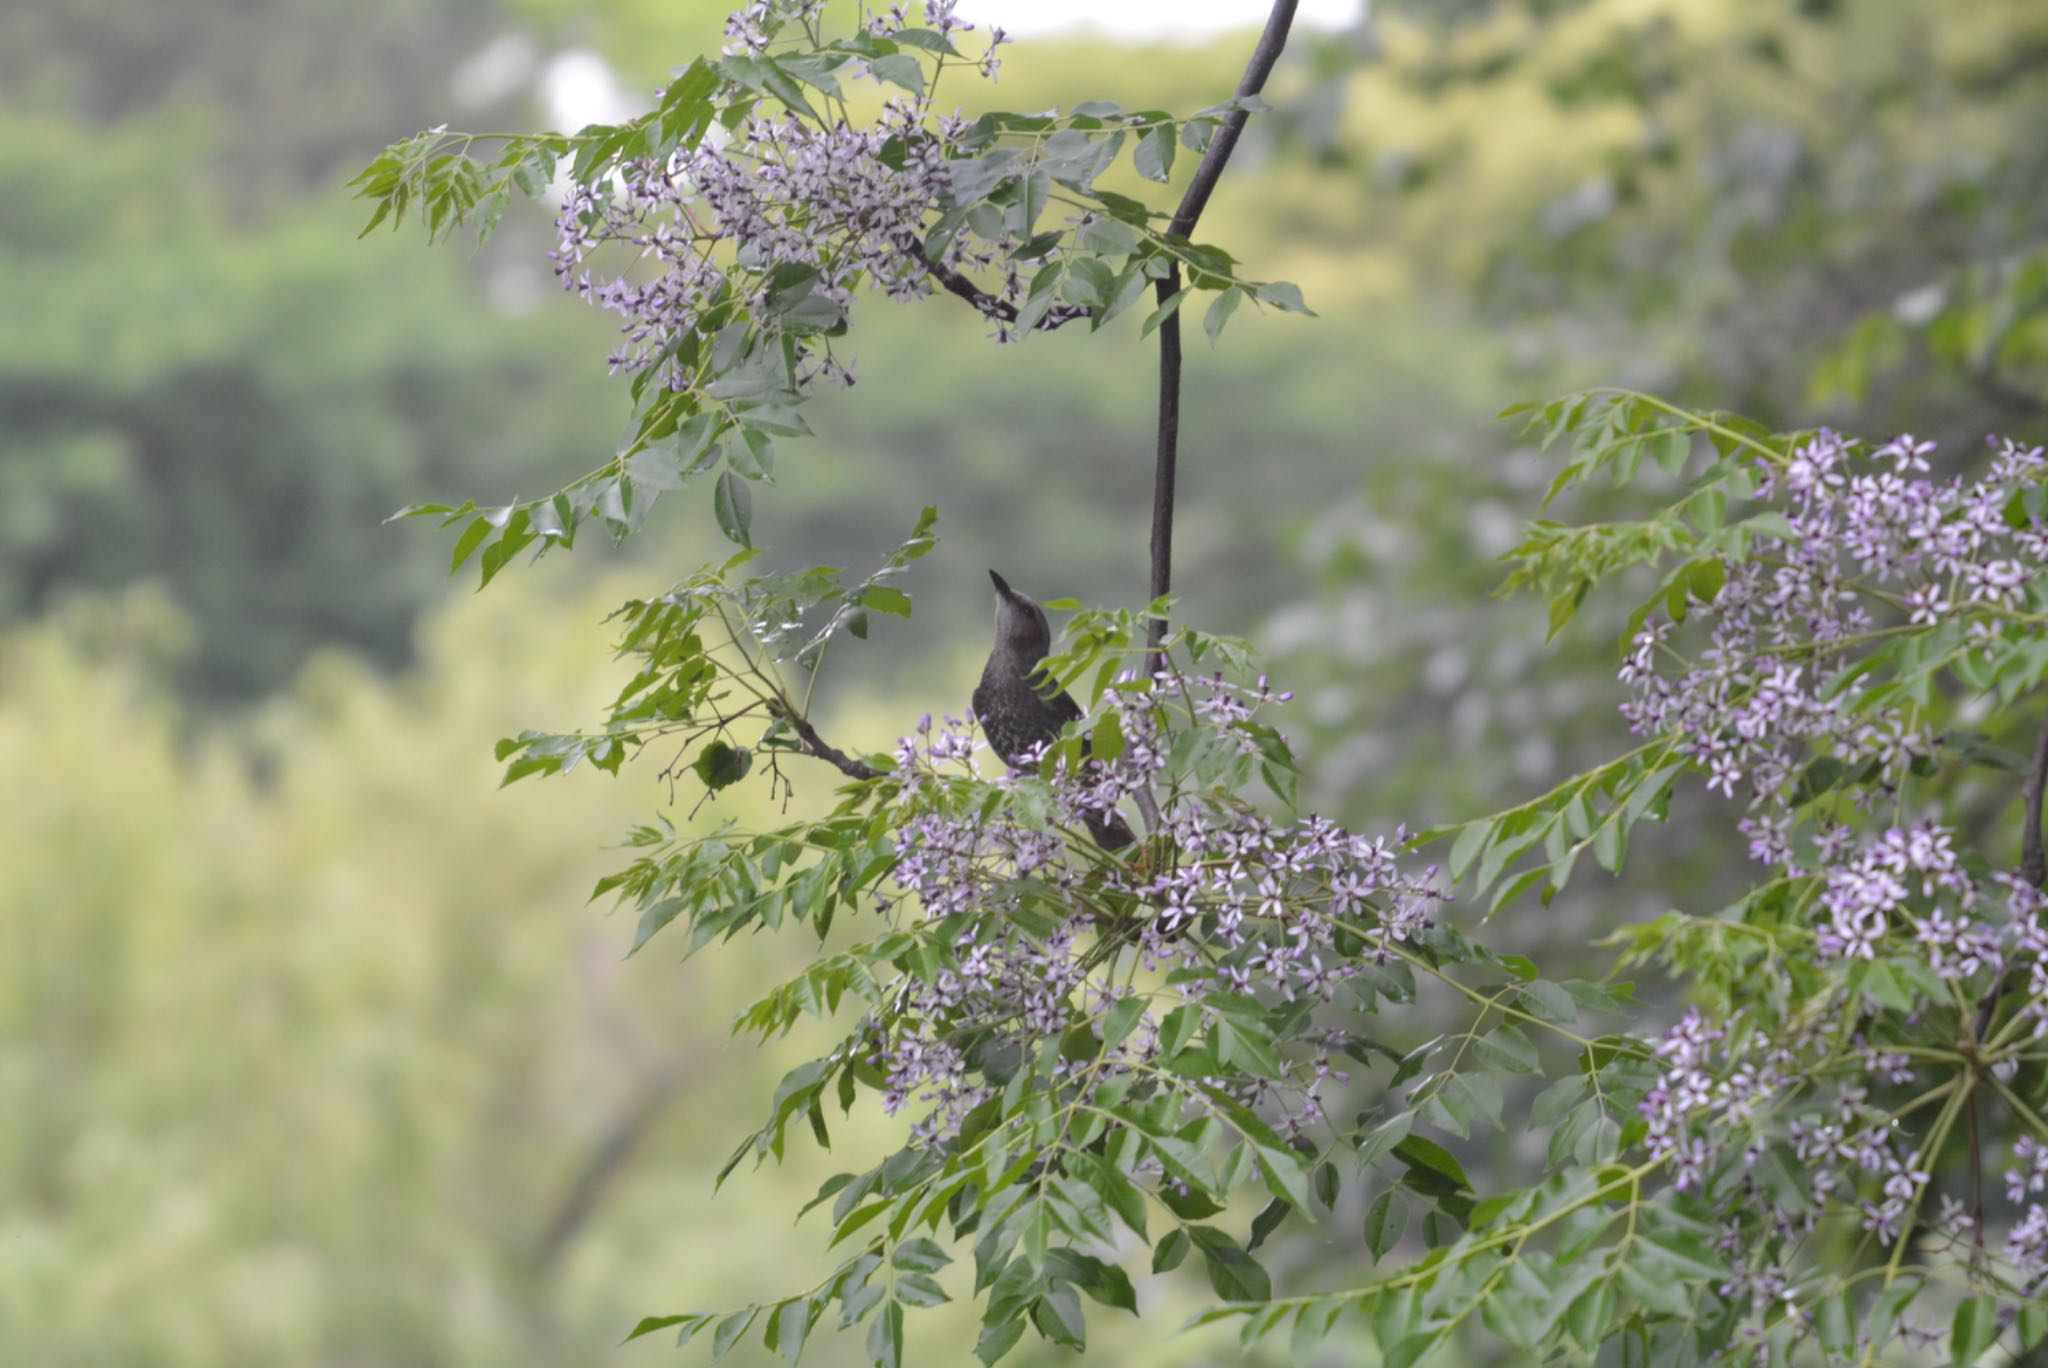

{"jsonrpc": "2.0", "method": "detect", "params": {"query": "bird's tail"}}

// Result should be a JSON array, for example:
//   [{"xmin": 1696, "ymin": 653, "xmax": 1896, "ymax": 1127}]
[{"xmin": 1084, "ymin": 809, "xmax": 1136, "ymax": 852}]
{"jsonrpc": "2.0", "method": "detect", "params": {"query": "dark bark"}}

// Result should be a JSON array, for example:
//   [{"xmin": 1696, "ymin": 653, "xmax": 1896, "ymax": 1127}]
[
  {"xmin": 808, "ymin": 4, "xmax": 1300, "ymax": 768},
  {"xmin": 1966, "ymin": 710, "xmax": 2048, "ymax": 1258},
  {"xmin": 1147, "ymin": 0, "xmax": 1300, "ymax": 670},
  {"xmin": 928, "ymin": 258, "xmax": 1087, "ymax": 332},
  {"xmin": 785, "ymin": 708, "xmax": 883, "ymax": 781},
  {"xmin": 2024, "ymin": 709, "xmax": 2048, "ymax": 889}
]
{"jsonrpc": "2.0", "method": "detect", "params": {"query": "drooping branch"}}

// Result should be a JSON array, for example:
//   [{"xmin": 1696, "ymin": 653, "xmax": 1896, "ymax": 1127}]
[
  {"xmin": 927, "ymin": 258, "xmax": 1088, "ymax": 333},
  {"xmin": 1147, "ymin": 0, "xmax": 1300, "ymax": 669}
]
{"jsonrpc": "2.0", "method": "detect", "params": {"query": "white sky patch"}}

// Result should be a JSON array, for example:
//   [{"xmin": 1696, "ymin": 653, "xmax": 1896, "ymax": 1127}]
[
  {"xmin": 537, "ymin": 3, "xmax": 1367, "ymax": 129},
  {"xmin": 953, "ymin": 0, "xmax": 1363, "ymax": 41},
  {"xmin": 543, "ymin": 47, "xmax": 638, "ymax": 130}
]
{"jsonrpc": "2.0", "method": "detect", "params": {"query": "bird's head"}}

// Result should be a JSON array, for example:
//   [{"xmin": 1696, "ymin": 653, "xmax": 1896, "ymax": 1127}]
[{"xmin": 988, "ymin": 569, "xmax": 1053, "ymax": 661}]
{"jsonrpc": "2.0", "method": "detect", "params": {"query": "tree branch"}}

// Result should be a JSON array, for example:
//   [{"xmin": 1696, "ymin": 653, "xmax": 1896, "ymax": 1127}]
[
  {"xmin": 2024, "ymin": 710, "xmax": 2048, "ymax": 889},
  {"xmin": 926, "ymin": 257, "xmax": 1088, "ymax": 331},
  {"xmin": 1147, "ymin": 0, "xmax": 1300, "ymax": 669},
  {"xmin": 784, "ymin": 707, "xmax": 884, "ymax": 781},
  {"xmin": 1970, "ymin": 711, "xmax": 2048, "ymax": 1044},
  {"xmin": 1968, "ymin": 365, "xmax": 2048, "ymax": 421},
  {"xmin": 1965, "ymin": 710, "xmax": 2048, "ymax": 1263},
  {"xmin": 1166, "ymin": 5, "xmax": 1301, "ymax": 245},
  {"xmin": 528, "ymin": 1059, "xmax": 693, "ymax": 1277}
]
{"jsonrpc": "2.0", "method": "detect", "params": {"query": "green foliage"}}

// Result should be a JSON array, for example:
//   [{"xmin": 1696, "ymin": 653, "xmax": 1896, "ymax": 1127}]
[
  {"xmin": 1346, "ymin": 0, "xmax": 2048, "ymax": 433},
  {"xmin": 353, "ymin": 18, "xmax": 1311, "ymax": 578}
]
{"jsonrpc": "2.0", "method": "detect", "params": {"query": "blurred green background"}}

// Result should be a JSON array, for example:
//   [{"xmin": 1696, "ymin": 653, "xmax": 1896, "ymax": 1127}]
[{"xmin": 6, "ymin": 0, "xmax": 2047, "ymax": 1362}]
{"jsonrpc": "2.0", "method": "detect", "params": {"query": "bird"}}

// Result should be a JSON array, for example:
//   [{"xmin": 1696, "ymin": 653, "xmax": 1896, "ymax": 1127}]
[{"xmin": 974, "ymin": 569, "xmax": 1135, "ymax": 851}]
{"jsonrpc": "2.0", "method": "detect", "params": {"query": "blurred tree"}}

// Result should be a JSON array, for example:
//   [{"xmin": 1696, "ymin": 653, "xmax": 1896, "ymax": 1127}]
[
  {"xmin": 0, "ymin": 589, "xmax": 1266, "ymax": 1367},
  {"xmin": 0, "ymin": 0, "xmax": 513, "ymax": 202},
  {"xmin": 1330, "ymin": 0, "xmax": 2048, "ymax": 436},
  {"xmin": 0, "ymin": 0, "xmax": 624, "ymax": 698}
]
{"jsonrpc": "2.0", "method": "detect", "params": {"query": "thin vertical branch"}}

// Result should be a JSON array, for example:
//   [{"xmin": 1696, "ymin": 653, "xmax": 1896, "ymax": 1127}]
[
  {"xmin": 1967, "ymin": 710, "xmax": 2048, "ymax": 1261},
  {"xmin": 2024, "ymin": 710, "xmax": 2048, "ymax": 888},
  {"xmin": 1981, "ymin": 712, "xmax": 2048, "ymax": 1042},
  {"xmin": 1147, "ymin": 0, "xmax": 1301, "ymax": 673},
  {"xmin": 1149, "ymin": 272, "xmax": 1184, "ymax": 672}
]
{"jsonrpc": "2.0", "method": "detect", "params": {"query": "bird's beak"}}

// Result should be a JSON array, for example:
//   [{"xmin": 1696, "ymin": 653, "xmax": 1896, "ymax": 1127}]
[{"xmin": 988, "ymin": 569, "xmax": 1014, "ymax": 599}]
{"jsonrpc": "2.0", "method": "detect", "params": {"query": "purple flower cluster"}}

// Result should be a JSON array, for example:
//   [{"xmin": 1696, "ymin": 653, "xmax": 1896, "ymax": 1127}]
[
  {"xmin": 1622, "ymin": 430, "xmax": 2047, "ymax": 818},
  {"xmin": 1615, "ymin": 426, "xmax": 2048, "ymax": 1335},
  {"xmin": 1620, "ymin": 426, "xmax": 2048, "ymax": 997},
  {"xmin": 868, "ymin": 678, "xmax": 1446, "ymax": 1146},
  {"xmin": 552, "ymin": 1, "xmax": 1021, "ymax": 392},
  {"xmin": 2004, "ymin": 1135, "xmax": 2048, "ymax": 1289},
  {"xmin": 1641, "ymin": 1015, "xmax": 1951, "ymax": 1300}
]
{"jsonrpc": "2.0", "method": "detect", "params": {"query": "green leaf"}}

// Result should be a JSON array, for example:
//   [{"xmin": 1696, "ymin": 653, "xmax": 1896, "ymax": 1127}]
[
  {"xmin": 1101, "ymin": 995, "xmax": 1144, "ymax": 1052},
  {"xmin": 1952, "ymin": 1296, "xmax": 1999, "ymax": 1366},
  {"xmin": 711, "ymin": 1308, "xmax": 758, "ymax": 1359},
  {"xmin": 1383, "ymin": 1331, "xmax": 1443, "ymax": 1368},
  {"xmin": 1247, "ymin": 1196, "xmax": 1291, "ymax": 1251},
  {"xmin": 1077, "ymin": 216, "xmax": 1140, "ymax": 256},
  {"xmin": 772, "ymin": 1298, "xmax": 813, "ymax": 1364},
  {"xmin": 1091, "ymin": 710, "xmax": 1126, "ymax": 764},
  {"xmin": 1618, "ymin": 1257, "xmax": 1691, "ymax": 1318},
  {"xmin": 1252, "ymin": 280, "xmax": 1312, "ymax": 314},
  {"xmin": 1815, "ymin": 1292, "xmax": 1853, "ymax": 1359},
  {"xmin": 629, "ymin": 897, "xmax": 686, "ymax": 955},
  {"xmin": 893, "ymin": 1238, "xmax": 951, "ymax": 1273},
  {"xmin": 1637, "ymin": 1230, "xmax": 1727, "ymax": 1282},
  {"xmin": 895, "ymin": 1273, "xmax": 949, "ymax": 1307},
  {"xmin": 2021, "ymin": 1301, "xmax": 2048, "ymax": 1353},
  {"xmin": 728, "ymin": 427, "xmax": 777, "ymax": 479},
  {"xmin": 867, "ymin": 52, "xmax": 924, "ymax": 95},
  {"xmin": 1203, "ymin": 287, "xmax": 1242, "ymax": 344},
  {"xmin": 1253, "ymin": 1145, "xmax": 1312, "ymax": 1212},
  {"xmin": 1516, "ymin": 979, "xmax": 1579, "ymax": 1025},
  {"xmin": 865, "ymin": 1299, "xmax": 903, "ymax": 1368},
  {"xmin": 450, "ymin": 516, "xmax": 494, "ymax": 573},
  {"xmin": 1392, "ymin": 1135, "xmax": 1471, "ymax": 1192},
  {"xmin": 861, "ymin": 584, "xmax": 914, "ymax": 616},
  {"xmin": 1045, "ymin": 1248, "xmax": 1138, "ymax": 1314},
  {"xmin": 1357, "ymin": 1112, "xmax": 1413, "ymax": 1166},
  {"xmin": 715, "ymin": 471, "xmax": 753, "ymax": 547},
  {"xmin": 1188, "ymin": 1226, "xmax": 1271, "ymax": 1302},
  {"xmin": 1151, "ymin": 1227, "xmax": 1190, "ymax": 1273},
  {"xmin": 975, "ymin": 1316, "xmax": 1025, "ymax": 1365},
  {"xmin": 1134, "ymin": 125, "xmax": 1176, "ymax": 181},
  {"xmin": 624, "ymin": 1313, "xmax": 703, "ymax": 1344},
  {"xmin": 1073, "ymin": 1153, "xmax": 1148, "ymax": 1239},
  {"xmin": 1566, "ymin": 1281, "xmax": 1614, "ymax": 1352},
  {"xmin": 1141, "ymin": 287, "xmax": 1191, "ymax": 338},
  {"xmin": 1448, "ymin": 821, "xmax": 1491, "ymax": 883},
  {"xmin": 1592, "ymin": 816, "xmax": 1625, "ymax": 873},
  {"xmin": 1474, "ymin": 1024, "xmax": 1541, "ymax": 1075},
  {"xmin": 1363, "ymin": 1189, "xmax": 1408, "ymax": 1260},
  {"xmin": 1031, "ymin": 1283, "xmax": 1086, "ymax": 1349}
]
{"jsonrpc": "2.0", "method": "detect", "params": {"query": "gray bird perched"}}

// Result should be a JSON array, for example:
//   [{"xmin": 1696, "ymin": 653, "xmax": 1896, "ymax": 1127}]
[{"xmin": 973, "ymin": 569, "xmax": 1135, "ymax": 851}]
